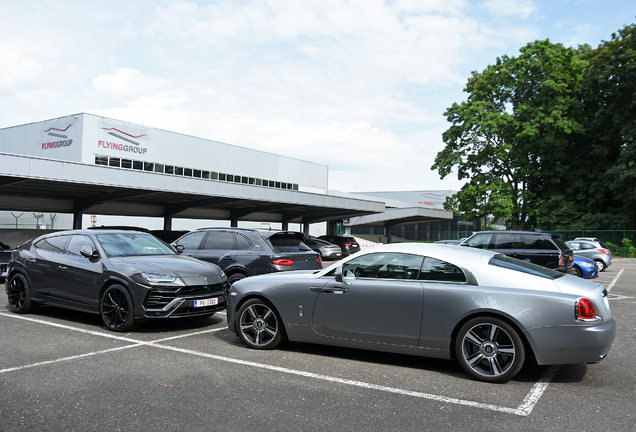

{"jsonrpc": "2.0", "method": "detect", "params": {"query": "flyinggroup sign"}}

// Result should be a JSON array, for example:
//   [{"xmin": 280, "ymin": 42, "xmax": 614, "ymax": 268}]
[{"xmin": 96, "ymin": 120, "xmax": 150, "ymax": 156}]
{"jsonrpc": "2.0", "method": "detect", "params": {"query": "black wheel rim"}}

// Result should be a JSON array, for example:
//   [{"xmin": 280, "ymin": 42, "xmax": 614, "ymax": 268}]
[
  {"xmin": 102, "ymin": 288, "xmax": 130, "ymax": 329},
  {"xmin": 239, "ymin": 303, "xmax": 278, "ymax": 347},
  {"xmin": 8, "ymin": 276, "xmax": 26, "ymax": 310},
  {"xmin": 461, "ymin": 322, "xmax": 516, "ymax": 378}
]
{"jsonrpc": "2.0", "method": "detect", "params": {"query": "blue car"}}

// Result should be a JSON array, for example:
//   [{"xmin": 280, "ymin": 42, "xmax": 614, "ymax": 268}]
[{"xmin": 572, "ymin": 255, "xmax": 598, "ymax": 279}]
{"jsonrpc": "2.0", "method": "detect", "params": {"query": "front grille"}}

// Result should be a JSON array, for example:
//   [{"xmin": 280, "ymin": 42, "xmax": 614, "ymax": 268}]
[
  {"xmin": 144, "ymin": 283, "xmax": 227, "ymax": 309},
  {"xmin": 0, "ymin": 263, "xmax": 7, "ymax": 273}
]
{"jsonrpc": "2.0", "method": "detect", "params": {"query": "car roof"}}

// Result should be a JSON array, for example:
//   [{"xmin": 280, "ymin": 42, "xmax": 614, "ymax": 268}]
[{"xmin": 346, "ymin": 242, "xmax": 497, "ymax": 264}]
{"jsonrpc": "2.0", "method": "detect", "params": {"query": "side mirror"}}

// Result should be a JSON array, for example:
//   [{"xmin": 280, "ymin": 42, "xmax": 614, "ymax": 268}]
[
  {"xmin": 80, "ymin": 245, "xmax": 99, "ymax": 259},
  {"xmin": 334, "ymin": 265, "xmax": 344, "ymax": 283},
  {"xmin": 175, "ymin": 244, "xmax": 185, "ymax": 254}
]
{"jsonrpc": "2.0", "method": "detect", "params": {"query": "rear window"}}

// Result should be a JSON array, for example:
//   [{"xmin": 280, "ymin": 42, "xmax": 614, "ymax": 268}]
[
  {"xmin": 268, "ymin": 235, "xmax": 313, "ymax": 253},
  {"xmin": 489, "ymin": 254, "xmax": 564, "ymax": 279},
  {"xmin": 520, "ymin": 234, "xmax": 558, "ymax": 250}
]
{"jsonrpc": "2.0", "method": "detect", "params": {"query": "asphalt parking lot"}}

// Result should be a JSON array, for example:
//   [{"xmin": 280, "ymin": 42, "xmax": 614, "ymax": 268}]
[{"xmin": 1, "ymin": 259, "xmax": 635, "ymax": 432}]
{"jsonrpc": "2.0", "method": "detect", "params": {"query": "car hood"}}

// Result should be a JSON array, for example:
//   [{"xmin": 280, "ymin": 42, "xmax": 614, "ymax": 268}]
[{"xmin": 107, "ymin": 255, "xmax": 226, "ymax": 285}]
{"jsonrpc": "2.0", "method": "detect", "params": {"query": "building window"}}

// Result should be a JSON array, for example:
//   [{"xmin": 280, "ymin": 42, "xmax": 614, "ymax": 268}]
[
  {"xmin": 121, "ymin": 159, "xmax": 132, "ymax": 169},
  {"xmin": 165, "ymin": 165, "xmax": 174, "ymax": 174},
  {"xmin": 202, "ymin": 171, "xmax": 210, "ymax": 179},
  {"xmin": 109, "ymin": 158, "xmax": 121, "ymax": 167},
  {"xmin": 184, "ymin": 168, "xmax": 193, "ymax": 177},
  {"xmin": 144, "ymin": 162, "xmax": 154, "ymax": 171},
  {"xmin": 154, "ymin": 164, "xmax": 164, "ymax": 173},
  {"xmin": 133, "ymin": 160, "xmax": 143, "ymax": 170},
  {"xmin": 95, "ymin": 156, "xmax": 108, "ymax": 165},
  {"xmin": 219, "ymin": 173, "xmax": 226, "ymax": 181},
  {"xmin": 175, "ymin": 167, "xmax": 184, "ymax": 175},
  {"xmin": 210, "ymin": 172, "xmax": 218, "ymax": 180},
  {"xmin": 193, "ymin": 169, "xmax": 201, "ymax": 178}
]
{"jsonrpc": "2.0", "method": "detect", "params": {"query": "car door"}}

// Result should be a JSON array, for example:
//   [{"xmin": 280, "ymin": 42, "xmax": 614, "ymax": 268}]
[
  {"xmin": 311, "ymin": 252, "xmax": 424, "ymax": 346},
  {"xmin": 491, "ymin": 233, "xmax": 525, "ymax": 260},
  {"xmin": 28, "ymin": 235, "xmax": 71, "ymax": 296},
  {"xmin": 53, "ymin": 234, "xmax": 104, "ymax": 309},
  {"xmin": 194, "ymin": 231, "xmax": 238, "ymax": 272}
]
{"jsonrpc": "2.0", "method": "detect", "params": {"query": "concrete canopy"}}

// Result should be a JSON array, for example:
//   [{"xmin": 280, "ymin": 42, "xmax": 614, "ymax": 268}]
[{"xmin": 0, "ymin": 153, "xmax": 385, "ymax": 230}]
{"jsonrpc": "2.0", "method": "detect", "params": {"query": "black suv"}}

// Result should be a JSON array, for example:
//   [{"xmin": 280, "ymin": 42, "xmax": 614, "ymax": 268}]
[
  {"xmin": 460, "ymin": 231, "xmax": 574, "ymax": 272},
  {"xmin": 172, "ymin": 228, "xmax": 322, "ymax": 284},
  {"xmin": 318, "ymin": 235, "xmax": 361, "ymax": 256}
]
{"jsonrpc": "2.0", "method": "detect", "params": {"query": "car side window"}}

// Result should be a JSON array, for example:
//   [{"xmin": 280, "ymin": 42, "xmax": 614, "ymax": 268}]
[
  {"xmin": 236, "ymin": 234, "xmax": 253, "ymax": 251},
  {"xmin": 521, "ymin": 235, "xmax": 557, "ymax": 250},
  {"xmin": 202, "ymin": 231, "xmax": 237, "ymax": 250},
  {"xmin": 581, "ymin": 243, "xmax": 595, "ymax": 250},
  {"xmin": 493, "ymin": 233, "xmax": 522, "ymax": 249},
  {"xmin": 175, "ymin": 232, "xmax": 206, "ymax": 251},
  {"xmin": 568, "ymin": 242, "xmax": 581, "ymax": 251},
  {"xmin": 464, "ymin": 233, "xmax": 493, "ymax": 249},
  {"xmin": 419, "ymin": 257, "xmax": 467, "ymax": 283},
  {"xmin": 34, "ymin": 235, "xmax": 69, "ymax": 253},
  {"xmin": 67, "ymin": 235, "xmax": 97, "ymax": 256},
  {"xmin": 342, "ymin": 253, "xmax": 423, "ymax": 280}
]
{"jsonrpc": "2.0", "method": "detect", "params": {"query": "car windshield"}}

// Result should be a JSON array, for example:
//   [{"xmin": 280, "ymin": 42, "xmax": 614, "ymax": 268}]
[
  {"xmin": 96, "ymin": 233, "xmax": 176, "ymax": 257},
  {"xmin": 489, "ymin": 254, "xmax": 565, "ymax": 279}
]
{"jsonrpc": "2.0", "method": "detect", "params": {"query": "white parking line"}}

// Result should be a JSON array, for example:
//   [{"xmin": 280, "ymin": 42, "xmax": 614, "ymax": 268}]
[
  {"xmin": 607, "ymin": 269, "xmax": 623, "ymax": 292},
  {"xmin": 0, "ymin": 312, "xmax": 555, "ymax": 417}
]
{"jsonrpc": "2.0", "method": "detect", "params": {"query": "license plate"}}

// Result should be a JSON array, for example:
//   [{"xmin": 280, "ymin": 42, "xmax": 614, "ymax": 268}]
[{"xmin": 194, "ymin": 298, "xmax": 219, "ymax": 307}]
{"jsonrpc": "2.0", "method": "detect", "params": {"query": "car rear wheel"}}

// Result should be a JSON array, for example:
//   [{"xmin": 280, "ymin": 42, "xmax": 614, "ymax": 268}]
[
  {"xmin": 455, "ymin": 317, "xmax": 525, "ymax": 383},
  {"xmin": 100, "ymin": 285, "xmax": 136, "ymax": 332},
  {"xmin": 594, "ymin": 260, "xmax": 606, "ymax": 272},
  {"xmin": 7, "ymin": 273, "xmax": 36, "ymax": 314},
  {"xmin": 237, "ymin": 298, "xmax": 285, "ymax": 350}
]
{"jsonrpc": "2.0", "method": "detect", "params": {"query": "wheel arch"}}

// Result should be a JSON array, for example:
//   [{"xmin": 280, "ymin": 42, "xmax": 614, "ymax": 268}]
[{"xmin": 448, "ymin": 311, "xmax": 536, "ymax": 362}]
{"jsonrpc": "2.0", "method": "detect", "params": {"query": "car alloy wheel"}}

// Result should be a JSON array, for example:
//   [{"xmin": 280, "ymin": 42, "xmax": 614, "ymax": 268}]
[
  {"xmin": 7, "ymin": 273, "xmax": 35, "ymax": 314},
  {"xmin": 100, "ymin": 285, "xmax": 136, "ymax": 332},
  {"xmin": 237, "ymin": 298, "xmax": 285, "ymax": 349},
  {"xmin": 227, "ymin": 273, "xmax": 246, "ymax": 286},
  {"xmin": 594, "ymin": 260, "xmax": 606, "ymax": 272},
  {"xmin": 456, "ymin": 317, "xmax": 525, "ymax": 383}
]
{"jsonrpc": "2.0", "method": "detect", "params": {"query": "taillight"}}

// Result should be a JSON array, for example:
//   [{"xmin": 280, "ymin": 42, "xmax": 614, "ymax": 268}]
[
  {"xmin": 272, "ymin": 259, "xmax": 294, "ymax": 266},
  {"xmin": 576, "ymin": 298, "xmax": 597, "ymax": 320},
  {"xmin": 559, "ymin": 254, "xmax": 565, "ymax": 266},
  {"xmin": 317, "ymin": 257, "xmax": 323, "ymax": 264},
  {"xmin": 599, "ymin": 248, "xmax": 610, "ymax": 255},
  {"xmin": 342, "ymin": 243, "xmax": 352, "ymax": 246}
]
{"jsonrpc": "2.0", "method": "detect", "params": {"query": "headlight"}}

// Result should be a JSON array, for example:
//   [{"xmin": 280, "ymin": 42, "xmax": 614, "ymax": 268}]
[
  {"xmin": 140, "ymin": 273, "xmax": 178, "ymax": 284},
  {"xmin": 581, "ymin": 262, "xmax": 596, "ymax": 268}
]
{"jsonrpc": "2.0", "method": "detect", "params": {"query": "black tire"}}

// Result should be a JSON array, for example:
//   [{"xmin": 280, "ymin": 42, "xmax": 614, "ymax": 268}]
[
  {"xmin": 227, "ymin": 273, "xmax": 246, "ymax": 286},
  {"xmin": 236, "ymin": 298, "xmax": 285, "ymax": 350},
  {"xmin": 455, "ymin": 317, "xmax": 525, "ymax": 383},
  {"xmin": 7, "ymin": 273, "xmax": 36, "ymax": 314},
  {"xmin": 574, "ymin": 266, "xmax": 582, "ymax": 278},
  {"xmin": 100, "ymin": 284, "xmax": 136, "ymax": 332},
  {"xmin": 594, "ymin": 260, "xmax": 607, "ymax": 272}
]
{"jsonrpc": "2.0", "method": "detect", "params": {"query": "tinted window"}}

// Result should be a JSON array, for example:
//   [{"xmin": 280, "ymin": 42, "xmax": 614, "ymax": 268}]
[
  {"xmin": 269, "ymin": 235, "xmax": 312, "ymax": 252},
  {"xmin": 35, "ymin": 236, "xmax": 68, "ymax": 253},
  {"xmin": 342, "ymin": 253, "xmax": 424, "ymax": 280},
  {"xmin": 236, "ymin": 234, "xmax": 252, "ymax": 251},
  {"xmin": 567, "ymin": 242, "xmax": 581, "ymax": 251},
  {"xmin": 176, "ymin": 231, "xmax": 206, "ymax": 251},
  {"xmin": 420, "ymin": 257, "xmax": 466, "ymax": 282},
  {"xmin": 493, "ymin": 233, "xmax": 522, "ymax": 249},
  {"xmin": 464, "ymin": 233, "xmax": 493, "ymax": 249},
  {"xmin": 203, "ymin": 231, "xmax": 236, "ymax": 250},
  {"xmin": 521, "ymin": 235, "xmax": 557, "ymax": 250},
  {"xmin": 489, "ymin": 254, "xmax": 564, "ymax": 279},
  {"xmin": 68, "ymin": 235, "xmax": 96, "ymax": 256}
]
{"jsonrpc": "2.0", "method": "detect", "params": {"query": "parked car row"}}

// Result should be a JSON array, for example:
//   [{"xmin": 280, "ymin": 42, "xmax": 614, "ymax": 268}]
[{"xmin": 3, "ymin": 228, "xmax": 617, "ymax": 383}]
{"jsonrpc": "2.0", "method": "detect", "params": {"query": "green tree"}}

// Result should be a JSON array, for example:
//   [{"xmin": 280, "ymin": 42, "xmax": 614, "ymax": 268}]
[{"xmin": 432, "ymin": 40, "xmax": 589, "ymax": 230}]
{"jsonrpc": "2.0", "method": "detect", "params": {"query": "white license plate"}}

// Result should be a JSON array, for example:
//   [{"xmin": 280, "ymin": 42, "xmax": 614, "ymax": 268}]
[{"xmin": 194, "ymin": 298, "xmax": 219, "ymax": 307}]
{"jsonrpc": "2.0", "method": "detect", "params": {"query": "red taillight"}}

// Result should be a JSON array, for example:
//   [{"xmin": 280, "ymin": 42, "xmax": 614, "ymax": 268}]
[
  {"xmin": 599, "ymin": 248, "xmax": 610, "ymax": 255},
  {"xmin": 342, "ymin": 243, "xmax": 352, "ymax": 246},
  {"xmin": 316, "ymin": 257, "xmax": 323, "ymax": 264},
  {"xmin": 272, "ymin": 259, "xmax": 294, "ymax": 266},
  {"xmin": 577, "ymin": 298, "xmax": 597, "ymax": 320},
  {"xmin": 559, "ymin": 254, "xmax": 565, "ymax": 266}
]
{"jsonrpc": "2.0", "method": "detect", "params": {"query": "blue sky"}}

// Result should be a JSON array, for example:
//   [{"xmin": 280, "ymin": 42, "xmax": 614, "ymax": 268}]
[{"xmin": 1, "ymin": 0, "xmax": 633, "ymax": 193}]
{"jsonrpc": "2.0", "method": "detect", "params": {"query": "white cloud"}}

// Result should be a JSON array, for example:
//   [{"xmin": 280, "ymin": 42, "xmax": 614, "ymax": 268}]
[{"xmin": 484, "ymin": 0, "xmax": 537, "ymax": 19}]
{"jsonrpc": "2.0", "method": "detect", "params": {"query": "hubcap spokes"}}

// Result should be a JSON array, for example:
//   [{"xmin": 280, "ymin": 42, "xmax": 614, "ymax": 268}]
[
  {"xmin": 103, "ymin": 290, "xmax": 129, "ymax": 328},
  {"xmin": 8, "ymin": 278, "xmax": 26, "ymax": 309},
  {"xmin": 240, "ymin": 304, "xmax": 278, "ymax": 346},
  {"xmin": 462, "ymin": 323, "xmax": 515, "ymax": 377}
]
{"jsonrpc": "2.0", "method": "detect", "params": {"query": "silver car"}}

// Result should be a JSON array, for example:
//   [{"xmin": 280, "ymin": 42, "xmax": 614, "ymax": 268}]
[
  {"xmin": 566, "ymin": 239, "xmax": 612, "ymax": 271},
  {"xmin": 226, "ymin": 243, "xmax": 616, "ymax": 383},
  {"xmin": 303, "ymin": 237, "xmax": 343, "ymax": 261}
]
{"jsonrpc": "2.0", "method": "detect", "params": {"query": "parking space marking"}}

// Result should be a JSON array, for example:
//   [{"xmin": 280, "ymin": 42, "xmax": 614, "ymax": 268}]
[
  {"xmin": 607, "ymin": 269, "xmax": 624, "ymax": 292},
  {"xmin": 0, "ymin": 311, "xmax": 556, "ymax": 417}
]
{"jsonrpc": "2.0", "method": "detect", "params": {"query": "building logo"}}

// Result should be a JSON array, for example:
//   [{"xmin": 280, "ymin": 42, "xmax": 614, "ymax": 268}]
[
  {"xmin": 41, "ymin": 123, "xmax": 73, "ymax": 150},
  {"xmin": 419, "ymin": 192, "xmax": 449, "ymax": 207},
  {"xmin": 97, "ymin": 123, "xmax": 149, "ymax": 155}
]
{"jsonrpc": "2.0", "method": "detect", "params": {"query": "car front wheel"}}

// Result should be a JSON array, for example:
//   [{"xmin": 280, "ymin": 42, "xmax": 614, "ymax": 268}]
[
  {"xmin": 100, "ymin": 285, "xmax": 136, "ymax": 332},
  {"xmin": 455, "ymin": 317, "xmax": 525, "ymax": 383},
  {"xmin": 7, "ymin": 273, "xmax": 36, "ymax": 314},
  {"xmin": 237, "ymin": 298, "xmax": 285, "ymax": 350}
]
